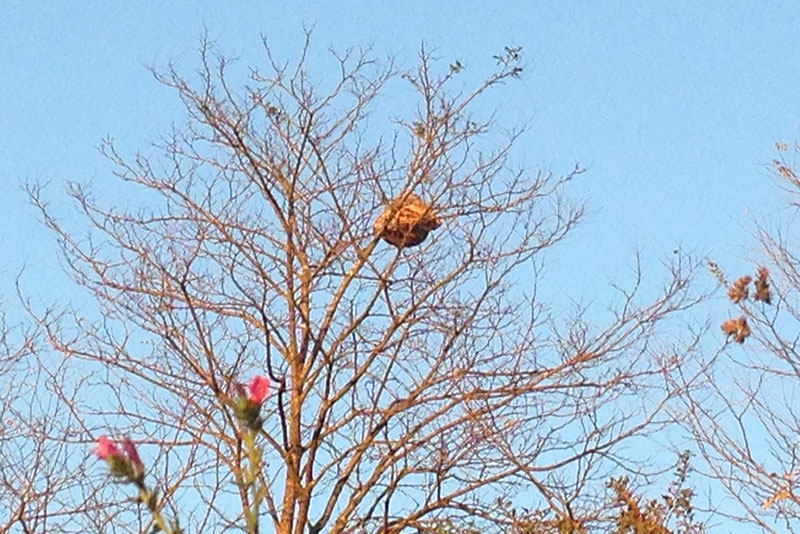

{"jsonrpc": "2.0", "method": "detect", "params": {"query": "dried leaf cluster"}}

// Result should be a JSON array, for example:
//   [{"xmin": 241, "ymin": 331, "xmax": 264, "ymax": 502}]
[{"xmin": 718, "ymin": 267, "xmax": 772, "ymax": 343}]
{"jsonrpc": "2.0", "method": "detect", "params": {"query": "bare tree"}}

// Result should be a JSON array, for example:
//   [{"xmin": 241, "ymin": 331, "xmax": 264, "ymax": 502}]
[
  {"xmin": 680, "ymin": 144, "xmax": 800, "ymax": 533},
  {"xmin": 20, "ymin": 34, "xmax": 707, "ymax": 534},
  {"xmin": 0, "ymin": 306, "xmax": 105, "ymax": 534}
]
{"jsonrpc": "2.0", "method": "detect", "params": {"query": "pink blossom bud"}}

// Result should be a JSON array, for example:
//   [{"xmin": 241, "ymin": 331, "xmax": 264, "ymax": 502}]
[
  {"xmin": 95, "ymin": 435, "xmax": 121, "ymax": 460},
  {"xmin": 247, "ymin": 375, "xmax": 270, "ymax": 405},
  {"xmin": 121, "ymin": 437, "xmax": 143, "ymax": 468}
]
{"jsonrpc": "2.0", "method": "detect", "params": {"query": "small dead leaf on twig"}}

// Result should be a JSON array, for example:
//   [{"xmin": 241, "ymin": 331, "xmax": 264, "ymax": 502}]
[
  {"xmin": 721, "ymin": 316, "xmax": 751, "ymax": 344},
  {"xmin": 727, "ymin": 276, "xmax": 752, "ymax": 303},
  {"xmin": 708, "ymin": 260, "xmax": 726, "ymax": 285},
  {"xmin": 754, "ymin": 267, "xmax": 771, "ymax": 304}
]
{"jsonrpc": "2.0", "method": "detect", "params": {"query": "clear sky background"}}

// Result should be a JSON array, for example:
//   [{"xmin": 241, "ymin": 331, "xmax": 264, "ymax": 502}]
[
  {"xmin": 3, "ymin": 1, "xmax": 800, "ymax": 302},
  {"xmin": 2, "ymin": 1, "xmax": 799, "ymax": 531}
]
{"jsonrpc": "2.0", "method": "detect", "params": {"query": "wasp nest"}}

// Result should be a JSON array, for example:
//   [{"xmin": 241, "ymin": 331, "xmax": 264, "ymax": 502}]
[{"xmin": 374, "ymin": 193, "xmax": 441, "ymax": 248}]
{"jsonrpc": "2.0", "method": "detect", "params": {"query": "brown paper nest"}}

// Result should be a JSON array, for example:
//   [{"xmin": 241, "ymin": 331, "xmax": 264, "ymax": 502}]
[{"xmin": 374, "ymin": 192, "xmax": 442, "ymax": 248}]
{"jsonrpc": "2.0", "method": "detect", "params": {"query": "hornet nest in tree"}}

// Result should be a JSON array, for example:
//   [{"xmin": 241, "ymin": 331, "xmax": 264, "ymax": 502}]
[{"xmin": 374, "ymin": 192, "xmax": 442, "ymax": 248}]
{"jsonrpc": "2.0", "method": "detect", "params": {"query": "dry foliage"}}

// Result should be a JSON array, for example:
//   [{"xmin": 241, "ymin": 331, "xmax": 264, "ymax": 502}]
[
  {"xmin": 720, "ymin": 316, "xmax": 751, "ymax": 343},
  {"xmin": 754, "ymin": 267, "xmax": 771, "ymax": 304},
  {"xmin": 727, "ymin": 275, "xmax": 751, "ymax": 303},
  {"xmin": 608, "ymin": 453, "xmax": 704, "ymax": 534},
  {"xmin": 680, "ymin": 145, "xmax": 800, "ymax": 533}
]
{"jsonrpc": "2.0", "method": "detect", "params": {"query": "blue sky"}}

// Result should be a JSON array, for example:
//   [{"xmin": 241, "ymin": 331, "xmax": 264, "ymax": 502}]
[
  {"xmin": 3, "ymin": 1, "xmax": 799, "ymax": 302},
  {"xmin": 2, "ymin": 1, "xmax": 799, "ymax": 530}
]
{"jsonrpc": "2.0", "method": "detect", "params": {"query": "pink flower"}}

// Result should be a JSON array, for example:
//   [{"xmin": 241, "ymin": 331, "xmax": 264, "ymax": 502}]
[
  {"xmin": 96, "ymin": 435, "xmax": 146, "ymax": 483},
  {"xmin": 95, "ymin": 435, "xmax": 121, "ymax": 460},
  {"xmin": 247, "ymin": 375, "xmax": 270, "ymax": 404},
  {"xmin": 121, "ymin": 437, "xmax": 143, "ymax": 468}
]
